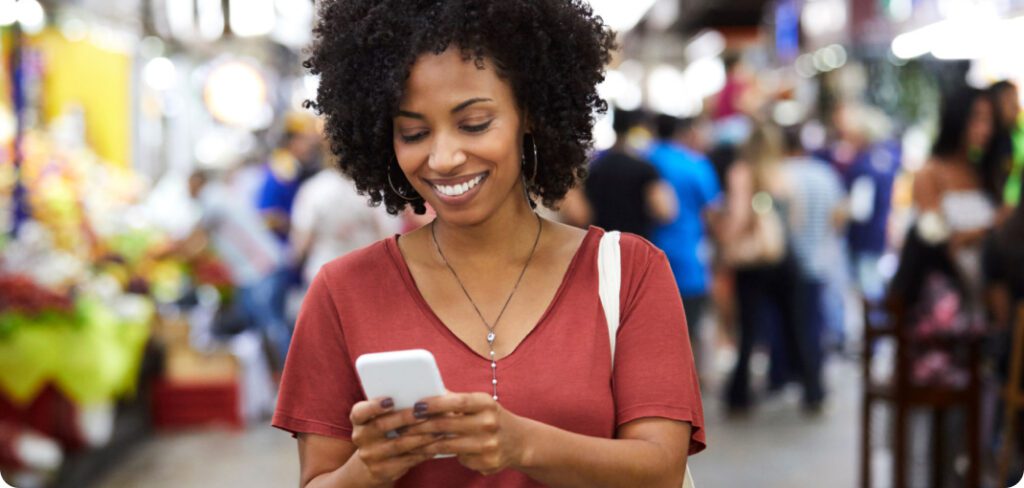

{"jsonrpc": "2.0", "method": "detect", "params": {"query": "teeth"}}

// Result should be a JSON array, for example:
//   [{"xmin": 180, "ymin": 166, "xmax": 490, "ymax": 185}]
[{"xmin": 434, "ymin": 175, "xmax": 483, "ymax": 197}]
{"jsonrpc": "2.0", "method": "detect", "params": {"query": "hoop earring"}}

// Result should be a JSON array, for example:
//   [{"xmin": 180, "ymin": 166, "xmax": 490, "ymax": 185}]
[
  {"xmin": 522, "ymin": 135, "xmax": 539, "ymax": 185},
  {"xmin": 387, "ymin": 160, "xmax": 419, "ymax": 201}
]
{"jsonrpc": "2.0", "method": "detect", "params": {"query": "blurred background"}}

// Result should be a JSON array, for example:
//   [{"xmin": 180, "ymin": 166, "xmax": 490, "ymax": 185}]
[{"xmin": 1, "ymin": 0, "xmax": 1023, "ymax": 487}]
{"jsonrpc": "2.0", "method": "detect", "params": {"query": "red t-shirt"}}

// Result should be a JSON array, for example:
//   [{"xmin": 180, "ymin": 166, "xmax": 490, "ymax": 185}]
[{"xmin": 272, "ymin": 226, "xmax": 706, "ymax": 486}]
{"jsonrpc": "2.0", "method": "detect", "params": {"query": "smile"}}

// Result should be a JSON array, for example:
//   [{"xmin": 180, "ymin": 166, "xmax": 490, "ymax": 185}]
[{"xmin": 430, "ymin": 173, "xmax": 486, "ymax": 197}]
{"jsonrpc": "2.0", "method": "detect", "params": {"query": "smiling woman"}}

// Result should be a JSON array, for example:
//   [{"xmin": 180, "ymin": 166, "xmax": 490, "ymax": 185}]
[{"xmin": 273, "ymin": 1, "xmax": 706, "ymax": 487}]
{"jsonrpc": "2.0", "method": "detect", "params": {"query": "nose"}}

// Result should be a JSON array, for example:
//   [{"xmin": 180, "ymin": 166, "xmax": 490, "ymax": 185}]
[{"xmin": 428, "ymin": 132, "xmax": 467, "ymax": 175}]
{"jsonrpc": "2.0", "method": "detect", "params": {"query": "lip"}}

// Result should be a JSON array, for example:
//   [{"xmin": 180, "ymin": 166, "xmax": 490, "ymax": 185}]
[{"xmin": 424, "ymin": 172, "xmax": 488, "ymax": 206}]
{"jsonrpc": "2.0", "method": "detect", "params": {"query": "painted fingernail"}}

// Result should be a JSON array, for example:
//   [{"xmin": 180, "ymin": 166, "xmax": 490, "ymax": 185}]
[
  {"xmin": 380, "ymin": 398, "xmax": 394, "ymax": 409},
  {"xmin": 385, "ymin": 430, "xmax": 399, "ymax": 440},
  {"xmin": 413, "ymin": 402, "xmax": 428, "ymax": 418}
]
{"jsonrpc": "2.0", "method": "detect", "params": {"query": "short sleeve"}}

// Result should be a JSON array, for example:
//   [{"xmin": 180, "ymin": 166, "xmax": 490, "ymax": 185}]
[
  {"xmin": 612, "ymin": 241, "xmax": 706, "ymax": 455},
  {"xmin": 638, "ymin": 159, "xmax": 660, "ymax": 187},
  {"xmin": 290, "ymin": 182, "xmax": 318, "ymax": 237},
  {"xmin": 272, "ymin": 268, "xmax": 362, "ymax": 439},
  {"xmin": 693, "ymin": 157, "xmax": 721, "ymax": 208}
]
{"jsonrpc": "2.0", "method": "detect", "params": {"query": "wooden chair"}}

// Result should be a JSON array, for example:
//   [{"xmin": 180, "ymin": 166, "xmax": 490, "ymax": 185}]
[
  {"xmin": 997, "ymin": 304, "xmax": 1024, "ymax": 485},
  {"xmin": 860, "ymin": 298, "xmax": 983, "ymax": 488}
]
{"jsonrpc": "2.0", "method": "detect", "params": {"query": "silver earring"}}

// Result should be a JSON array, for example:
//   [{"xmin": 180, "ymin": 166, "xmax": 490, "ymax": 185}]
[
  {"xmin": 387, "ymin": 160, "xmax": 419, "ymax": 201},
  {"xmin": 523, "ymin": 135, "xmax": 539, "ymax": 185}
]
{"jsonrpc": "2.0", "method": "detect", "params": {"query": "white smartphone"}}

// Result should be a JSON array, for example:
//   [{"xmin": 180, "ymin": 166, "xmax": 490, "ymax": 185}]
[
  {"xmin": 355, "ymin": 349, "xmax": 452, "ymax": 458},
  {"xmin": 355, "ymin": 349, "xmax": 447, "ymax": 411}
]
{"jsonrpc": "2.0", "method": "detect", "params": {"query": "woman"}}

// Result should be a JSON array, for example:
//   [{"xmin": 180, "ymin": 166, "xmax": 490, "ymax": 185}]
[
  {"xmin": 716, "ymin": 123, "xmax": 824, "ymax": 413},
  {"xmin": 912, "ymin": 87, "xmax": 999, "ymax": 304},
  {"xmin": 272, "ymin": 1, "xmax": 706, "ymax": 487}
]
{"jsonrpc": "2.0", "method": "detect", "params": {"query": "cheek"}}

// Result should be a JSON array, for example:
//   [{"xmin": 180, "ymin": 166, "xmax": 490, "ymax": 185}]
[
  {"xmin": 470, "ymin": 130, "xmax": 521, "ymax": 174},
  {"xmin": 393, "ymin": 143, "xmax": 428, "ymax": 176}
]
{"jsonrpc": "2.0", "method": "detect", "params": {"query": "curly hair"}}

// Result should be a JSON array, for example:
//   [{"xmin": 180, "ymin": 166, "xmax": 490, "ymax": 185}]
[{"xmin": 303, "ymin": 0, "xmax": 617, "ymax": 215}]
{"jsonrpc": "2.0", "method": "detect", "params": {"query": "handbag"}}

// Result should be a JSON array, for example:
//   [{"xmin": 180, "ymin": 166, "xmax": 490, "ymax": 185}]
[
  {"xmin": 721, "ymin": 191, "xmax": 786, "ymax": 268},
  {"xmin": 598, "ymin": 230, "xmax": 696, "ymax": 488}
]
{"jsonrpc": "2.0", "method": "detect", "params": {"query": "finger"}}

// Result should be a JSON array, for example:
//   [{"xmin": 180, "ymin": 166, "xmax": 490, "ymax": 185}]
[
  {"xmin": 370, "ymin": 407, "xmax": 429, "ymax": 435},
  {"xmin": 360, "ymin": 450, "xmax": 434, "ymax": 483},
  {"xmin": 412, "ymin": 435, "xmax": 491, "ymax": 457},
  {"xmin": 400, "ymin": 412, "xmax": 497, "ymax": 437},
  {"xmin": 361, "ymin": 433, "xmax": 443, "ymax": 462},
  {"xmin": 415, "ymin": 392, "xmax": 494, "ymax": 417},
  {"xmin": 350, "ymin": 397, "xmax": 396, "ymax": 426}
]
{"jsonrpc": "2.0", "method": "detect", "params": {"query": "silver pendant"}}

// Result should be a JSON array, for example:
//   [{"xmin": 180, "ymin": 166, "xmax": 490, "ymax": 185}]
[{"xmin": 487, "ymin": 331, "xmax": 496, "ymax": 344}]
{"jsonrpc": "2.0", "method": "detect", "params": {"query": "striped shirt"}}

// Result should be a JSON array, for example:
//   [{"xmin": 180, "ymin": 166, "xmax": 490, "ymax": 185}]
[{"xmin": 783, "ymin": 158, "xmax": 846, "ymax": 280}]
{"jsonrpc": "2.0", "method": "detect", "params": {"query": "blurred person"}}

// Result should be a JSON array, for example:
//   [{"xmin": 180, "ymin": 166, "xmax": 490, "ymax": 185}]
[
  {"xmin": 258, "ymin": 113, "xmax": 324, "ymax": 242},
  {"xmin": 984, "ymin": 202, "xmax": 1024, "ymax": 484},
  {"xmin": 988, "ymin": 81, "xmax": 1023, "ymax": 209},
  {"xmin": 161, "ymin": 170, "xmax": 292, "ymax": 368},
  {"xmin": 584, "ymin": 108, "xmax": 677, "ymax": 239},
  {"xmin": 774, "ymin": 124, "xmax": 846, "ymax": 400},
  {"xmin": 913, "ymin": 87, "xmax": 999, "ymax": 303},
  {"xmin": 274, "ymin": 2, "xmax": 705, "ymax": 487},
  {"xmin": 825, "ymin": 103, "xmax": 901, "ymax": 302},
  {"xmin": 290, "ymin": 166, "xmax": 400, "ymax": 287},
  {"xmin": 646, "ymin": 114, "xmax": 721, "ymax": 371},
  {"xmin": 886, "ymin": 87, "xmax": 1003, "ymax": 487},
  {"xmin": 712, "ymin": 53, "xmax": 748, "ymax": 122},
  {"xmin": 717, "ymin": 123, "xmax": 824, "ymax": 413}
]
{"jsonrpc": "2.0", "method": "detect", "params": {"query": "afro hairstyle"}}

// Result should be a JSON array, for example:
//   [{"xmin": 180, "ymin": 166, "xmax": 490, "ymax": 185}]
[{"xmin": 303, "ymin": 0, "xmax": 617, "ymax": 214}]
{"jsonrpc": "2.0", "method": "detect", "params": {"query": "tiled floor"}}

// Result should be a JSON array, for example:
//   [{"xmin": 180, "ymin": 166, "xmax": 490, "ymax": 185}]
[
  {"xmin": 96, "ymin": 424, "xmax": 299, "ymax": 487},
  {"xmin": 95, "ymin": 357, "xmax": 862, "ymax": 488}
]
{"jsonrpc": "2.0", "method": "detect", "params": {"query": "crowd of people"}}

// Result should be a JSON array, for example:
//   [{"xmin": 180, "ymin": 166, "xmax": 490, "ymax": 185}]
[
  {"xmin": 154, "ymin": 113, "xmax": 404, "ymax": 371},
  {"xmin": 576, "ymin": 78, "xmax": 1024, "ymax": 428}
]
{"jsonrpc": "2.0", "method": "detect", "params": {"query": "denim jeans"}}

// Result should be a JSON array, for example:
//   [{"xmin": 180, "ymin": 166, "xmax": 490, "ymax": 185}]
[{"xmin": 237, "ymin": 267, "xmax": 293, "ymax": 367}]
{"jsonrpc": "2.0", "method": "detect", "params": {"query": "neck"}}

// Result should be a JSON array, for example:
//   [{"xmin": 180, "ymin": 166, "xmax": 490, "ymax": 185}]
[{"xmin": 432, "ymin": 180, "xmax": 541, "ymax": 266}]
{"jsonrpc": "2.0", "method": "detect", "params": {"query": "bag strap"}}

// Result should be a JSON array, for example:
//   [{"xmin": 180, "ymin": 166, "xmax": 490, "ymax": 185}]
[{"xmin": 597, "ymin": 230, "xmax": 621, "ymax": 366}]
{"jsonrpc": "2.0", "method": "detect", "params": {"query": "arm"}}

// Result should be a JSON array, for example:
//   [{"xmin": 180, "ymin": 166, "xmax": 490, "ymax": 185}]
[
  {"xmin": 151, "ymin": 226, "xmax": 209, "ymax": 262},
  {"xmin": 645, "ymin": 180, "xmax": 678, "ymax": 224},
  {"xmin": 720, "ymin": 163, "xmax": 753, "ymax": 242},
  {"xmin": 558, "ymin": 186, "xmax": 593, "ymax": 228},
  {"xmin": 297, "ymin": 400, "xmax": 439, "ymax": 488},
  {"xmin": 987, "ymin": 285, "xmax": 1013, "ymax": 330},
  {"xmin": 516, "ymin": 416, "xmax": 691, "ymax": 487},
  {"xmin": 403, "ymin": 394, "xmax": 690, "ymax": 488}
]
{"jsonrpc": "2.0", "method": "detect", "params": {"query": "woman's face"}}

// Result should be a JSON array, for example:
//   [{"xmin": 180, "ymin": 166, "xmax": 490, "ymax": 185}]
[
  {"xmin": 393, "ymin": 47, "xmax": 526, "ymax": 226},
  {"xmin": 965, "ymin": 97, "xmax": 994, "ymax": 151}
]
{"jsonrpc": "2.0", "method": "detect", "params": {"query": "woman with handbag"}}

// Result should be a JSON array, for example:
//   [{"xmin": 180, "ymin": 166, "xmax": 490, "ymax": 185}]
[
  {"xmin": 271, "ymin": 1, "xmax": 706, "ymax": 486},
  {"xmin": 716, "ymin": 123, "xmax": 825, "ymax": 413}
]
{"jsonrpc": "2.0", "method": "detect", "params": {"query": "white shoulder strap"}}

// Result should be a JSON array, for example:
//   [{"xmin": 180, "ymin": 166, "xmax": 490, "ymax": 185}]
[{"xmin": 597, "ymin": 230, "xmax": 621, "ymax": 366}]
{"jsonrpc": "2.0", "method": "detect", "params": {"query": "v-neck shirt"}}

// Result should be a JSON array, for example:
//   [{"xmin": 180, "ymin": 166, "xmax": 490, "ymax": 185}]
[{"xmin": 273, "ymin": 226, "xmax": 706, "ymax": 487}]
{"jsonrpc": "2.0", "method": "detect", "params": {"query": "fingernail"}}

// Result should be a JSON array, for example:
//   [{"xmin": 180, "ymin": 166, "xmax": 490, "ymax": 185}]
[
  {"xmin": 413, "ymin": 402, "xmax": 428, "ymax": 418},
  {"xmin": 380, "ymin": 398, "xmax": 394, "ymax": 409},
  {"xmin": 385, "ymin": 430, "xmax": 399, "ymax": 440}
]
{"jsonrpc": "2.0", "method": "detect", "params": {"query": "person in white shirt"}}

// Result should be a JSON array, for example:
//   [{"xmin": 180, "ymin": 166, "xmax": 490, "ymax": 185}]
[{"xmin": 290, "ymin": 168, "xmax": 400, "ymax": 286}]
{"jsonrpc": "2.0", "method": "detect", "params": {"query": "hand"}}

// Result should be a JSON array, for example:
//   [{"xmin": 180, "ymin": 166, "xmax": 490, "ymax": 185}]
[
  {"xmin": 402, "ymin": 392, "xmax": 527, "ymax": 476},
  {"xmin": 349, "ymin": 397, "xmax": 439, "ymax": 484}
]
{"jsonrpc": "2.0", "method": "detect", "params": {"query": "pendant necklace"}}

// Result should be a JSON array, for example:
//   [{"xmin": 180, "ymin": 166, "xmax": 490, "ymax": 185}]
[{"xmin": 430, "ymin": 214, "xmax": 542, "ymax": 401}]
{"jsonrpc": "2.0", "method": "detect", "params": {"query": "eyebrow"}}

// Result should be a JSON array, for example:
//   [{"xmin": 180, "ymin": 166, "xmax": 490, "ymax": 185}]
[{"xmin": 396, "ymin": 97, "xmax": 494, "ymax": 120}]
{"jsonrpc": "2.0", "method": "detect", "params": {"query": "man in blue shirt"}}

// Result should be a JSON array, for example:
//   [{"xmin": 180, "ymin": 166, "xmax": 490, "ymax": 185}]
[{"xmin": 646, "ymin": 115, "xmax": 722, "ymax": 370}]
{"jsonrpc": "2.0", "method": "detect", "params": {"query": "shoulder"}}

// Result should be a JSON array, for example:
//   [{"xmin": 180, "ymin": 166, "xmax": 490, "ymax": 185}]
[
  {"xmin": 319, "ymin": 237, "xmax": 396, "ymax": 284},
  {"xmin": 598, "ymin": 228, "xmax": 666, "ymax": 272}
]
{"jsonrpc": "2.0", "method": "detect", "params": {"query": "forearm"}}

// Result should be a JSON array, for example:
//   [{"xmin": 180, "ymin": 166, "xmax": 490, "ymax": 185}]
[
  {"xmin": 514, "ymin": 417, "xmax": 686, "ymax": 488},
  {"xmin": 305, "ymin": 454, "xmax": 392, "ymax": 488}
]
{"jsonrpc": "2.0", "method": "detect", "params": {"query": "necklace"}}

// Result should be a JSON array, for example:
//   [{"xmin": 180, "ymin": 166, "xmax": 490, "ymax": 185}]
[{"xmin": 430, "ymin": 214, "xmax": 542, "ymax": 401}]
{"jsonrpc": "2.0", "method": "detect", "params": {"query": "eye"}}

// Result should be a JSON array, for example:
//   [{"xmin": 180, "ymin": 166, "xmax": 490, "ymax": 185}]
[
  {"xmin": 400, "ymin": 131, "xmax": 428, "ymax": 143},
  {"xmin": 462, "ymin": 120, "xmax": 493, "ymax": 134}
]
